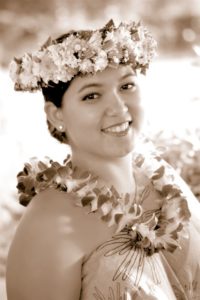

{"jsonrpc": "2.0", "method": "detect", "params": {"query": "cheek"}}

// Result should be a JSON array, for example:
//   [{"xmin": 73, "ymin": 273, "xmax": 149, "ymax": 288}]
[
  {"xmin": 64, "ymin": 109, "xmax": 100, "ymax": 136},
  {"xmin": 129, "ymin": 102, "xmax": 144, "ymax": 130}
]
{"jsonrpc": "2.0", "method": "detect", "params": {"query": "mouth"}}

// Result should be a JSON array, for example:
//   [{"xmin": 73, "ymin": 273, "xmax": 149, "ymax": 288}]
[{"xmin": 101, "ymin": 121, "xmax": 132, "ymax": 136}]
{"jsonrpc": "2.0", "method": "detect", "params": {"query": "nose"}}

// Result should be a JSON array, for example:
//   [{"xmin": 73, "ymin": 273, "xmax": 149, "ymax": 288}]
[{"xmin": 105, "ymin": 91, "xmax": 128, "ymax": 117}]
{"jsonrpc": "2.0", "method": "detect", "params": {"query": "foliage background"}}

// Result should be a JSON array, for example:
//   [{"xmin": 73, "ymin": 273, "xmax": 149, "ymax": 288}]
[{"xmin": 0, "ymin": 0, "xmax": 200, "ymax": 298}]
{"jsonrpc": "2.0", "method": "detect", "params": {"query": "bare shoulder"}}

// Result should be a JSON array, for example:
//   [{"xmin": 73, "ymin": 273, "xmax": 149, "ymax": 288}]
[
  {"xmin": 6, "ymin": 189, "xmax": 89, "ymax": 300},
  {"xmin": 8, "ymin": 188, "xmax": 86, "ymax": 249},
  {"xmin": 6, "ymin": 188, "xmax": 113, "ymax": 300}
]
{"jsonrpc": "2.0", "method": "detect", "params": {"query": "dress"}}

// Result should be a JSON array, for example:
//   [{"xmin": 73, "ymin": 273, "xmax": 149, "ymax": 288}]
[{"xmin": 17, "ymin": 145, "xmax": 200, "ymax": 300}]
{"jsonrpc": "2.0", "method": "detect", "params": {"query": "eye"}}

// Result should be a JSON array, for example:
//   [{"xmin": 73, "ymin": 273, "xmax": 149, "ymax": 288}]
[
  {"xmin": 82, "ymin": 92, "xmax": 100, "ymax": 101},
  {"xmin": 120, "ymin": 82, "xmax": 136, "ymax": 91}
]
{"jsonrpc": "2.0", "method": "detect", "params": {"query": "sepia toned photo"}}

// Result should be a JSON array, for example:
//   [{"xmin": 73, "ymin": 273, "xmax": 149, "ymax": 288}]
[{"xmin": 0, "ymin": 0, "xmax": 200, "ymax": 299}]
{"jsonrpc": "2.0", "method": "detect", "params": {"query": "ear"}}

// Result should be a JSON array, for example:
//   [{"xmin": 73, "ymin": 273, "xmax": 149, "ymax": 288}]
[{"xmin": 44, "ymin": 102, "xmax": 64, "ymax": 130}]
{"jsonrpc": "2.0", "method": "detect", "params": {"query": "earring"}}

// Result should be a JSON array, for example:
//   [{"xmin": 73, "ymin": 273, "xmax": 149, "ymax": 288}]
[{"xmin": 58, "ymin": 124, "xmax": 64, "ymax": 131}]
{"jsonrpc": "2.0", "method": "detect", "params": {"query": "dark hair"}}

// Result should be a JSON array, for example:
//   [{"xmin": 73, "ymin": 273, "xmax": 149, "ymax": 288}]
[
  {"xmin": 42, "ymin": 80, "xmax": 72, "ymax": 144},
  {"xmin": 41, "ymin": 32, "xmax": 76, "ymax": 144}
]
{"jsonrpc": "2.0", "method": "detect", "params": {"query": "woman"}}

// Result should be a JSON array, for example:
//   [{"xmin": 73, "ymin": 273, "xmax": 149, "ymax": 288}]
[{"xmin": 6, "ymin": 20, "xmax": 200, "ymax": 299}]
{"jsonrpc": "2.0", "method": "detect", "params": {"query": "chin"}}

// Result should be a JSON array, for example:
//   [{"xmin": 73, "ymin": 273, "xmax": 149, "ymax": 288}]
[
  {"xmin": 119, "ymin": 145, "xmax": 135, "ymax": 157},
  {"xmin": 107, "ymin": 141, "xmax": 135, "ymax": 158}
]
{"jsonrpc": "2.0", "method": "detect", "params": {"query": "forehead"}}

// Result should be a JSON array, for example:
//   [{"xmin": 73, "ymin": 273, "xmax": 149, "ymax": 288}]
[{"xmin": 70, "ymin": 65, "xmax": 136, "ymax": 91}]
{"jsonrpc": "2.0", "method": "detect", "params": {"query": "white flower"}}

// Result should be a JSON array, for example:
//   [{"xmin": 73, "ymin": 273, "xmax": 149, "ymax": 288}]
[
  {"xmin": 104, "ymin": 31, "xmax": 116, "ymax": 43},
  {"xmin": 56, "ymin": 67, "xmax": 74, "ymax": 82},
  {"xmin": 19, "ymin": 72, "xmax": 38, "ymax": 89},
  {"xmin": 18, "ymin": 53, "xmax": 39, "ymax": 88},
  {"xmin": 9, "ymin": 60, "xmax": 20, "ymax": 81},
  {"xmin": 114, "ymin": 26, "xmax": 131, "ymax": 45},
  {"xmin": 88, "ymin": 31, "xmax": 102, "ymax": 50},
  {"xmin": 113, "ymin": 56, "xmax": 120, "ymax": 64},
  {"xmin": 79, "ymin": 59, "xmax": 94, "ymax": 73},
  {"xmin": 9, "ymin": 20, "xmax": 157, "ymax": 91},
  {"xmin": 47, "ymin": 44, "xmax": 65, "ymax": 66},
  {"xmin": 38, "ymin": 54, "xmax": 58, "ymax": 84},
  {"xmin": 67, "ymin": 56, "xmax": 80, "ymax": 69},
  {"xmin": 31, "ymin": 61, "xmax": 40, "ymax": 78},
  {"xmin": 133, "ymin": 223, "xmax": 156, "ymax": 241},
  {"xmin": 137, "ymin": 26, "xmax": 146, "ymax": 41},
  {"xmin": 94, "ymin": 50, "xmax": 108, "ymax": 72},
  {"xmin": 65, "ymin": 36, "xmax": 88, "ymax": 54}
]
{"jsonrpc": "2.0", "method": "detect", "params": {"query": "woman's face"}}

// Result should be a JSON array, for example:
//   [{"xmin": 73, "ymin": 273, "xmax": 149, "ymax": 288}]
[{"xmin": 60, "ymin": 65, "xmax": 143, "ymax": 159}]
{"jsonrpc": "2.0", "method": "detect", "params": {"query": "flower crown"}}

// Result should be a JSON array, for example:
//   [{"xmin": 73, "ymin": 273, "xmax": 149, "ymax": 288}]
[{"xmin": 9, "ymin": 19, "xmax": 157, "ymax": 92}]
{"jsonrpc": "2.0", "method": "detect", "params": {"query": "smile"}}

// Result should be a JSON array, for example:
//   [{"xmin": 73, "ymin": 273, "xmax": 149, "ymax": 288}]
[{"xmin": 101, "ymin": 121, "xmax": 132, "ymax": 136}]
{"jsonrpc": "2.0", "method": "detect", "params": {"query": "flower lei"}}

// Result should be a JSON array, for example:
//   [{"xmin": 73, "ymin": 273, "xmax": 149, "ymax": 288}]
[
  {"xmin": 16, "ymin": 146, "xmax": 191, "ymax": 256},
  {"xmin": 9, "ymin": 19, "xmax": 157, "ymax": 92}
]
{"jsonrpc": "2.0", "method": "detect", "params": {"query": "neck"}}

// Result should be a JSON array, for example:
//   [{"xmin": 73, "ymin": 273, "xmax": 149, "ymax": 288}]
[{"xmin": 71, "ymin": 151, "xmax": 135, "ymax": 195}]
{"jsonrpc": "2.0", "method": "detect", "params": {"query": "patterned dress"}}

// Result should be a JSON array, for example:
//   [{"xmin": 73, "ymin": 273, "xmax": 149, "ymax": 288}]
[
  {"xmin": 80, "ymin": 196, "xmax": 199, "ymax": 299},
  {"xmin": 17, "ymin": 147, "xmax": 200, "ymax": 300}
]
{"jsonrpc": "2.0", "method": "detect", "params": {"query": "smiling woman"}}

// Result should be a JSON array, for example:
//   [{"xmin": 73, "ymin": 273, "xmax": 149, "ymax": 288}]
[
  {"xmin": 6, "ymin": 19, "xmax": 200, "ymax": 300},
  {"xmin": 45, "ymin": 66, "xmax": 142, "ymax": 165}
]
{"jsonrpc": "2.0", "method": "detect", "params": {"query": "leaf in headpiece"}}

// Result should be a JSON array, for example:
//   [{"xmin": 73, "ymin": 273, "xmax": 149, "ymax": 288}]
[
  {"xmin": 80, "ymin": 30, "xmax": 93, "ymax": 40},
  {"xmin": 140, "ymin": 65, "xmax": 147, "ymax": 75},
  {"xmin": 13, "ymin": 57, "xmax": 22, "ymax": 64},
  {"xmin": 104, "ymin": 19, "xmax": 115, "ymax": 32},
  {"xmin": 41, "ymin": 37, "xmax": 52, "ymax": 50}
]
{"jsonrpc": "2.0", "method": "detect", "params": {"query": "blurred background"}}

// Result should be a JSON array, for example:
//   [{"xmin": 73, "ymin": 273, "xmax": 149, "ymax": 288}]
[{"xmin": 0, "ymin": 0, "xmax": 200, "ymax": 298}]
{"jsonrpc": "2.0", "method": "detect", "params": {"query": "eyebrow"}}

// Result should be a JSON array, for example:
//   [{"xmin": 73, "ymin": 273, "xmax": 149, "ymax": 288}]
[
  {"xmin": 121, "ymin": 72, "xmax": 136, "ymax": 80},
  {"xmin": 78, "ymin": 83, "xmax": 102, "ymax": 93}
]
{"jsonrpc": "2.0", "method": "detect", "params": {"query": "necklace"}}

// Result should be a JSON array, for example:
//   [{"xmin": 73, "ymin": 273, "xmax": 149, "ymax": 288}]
[{"xmin": 17, "ymin": 147, "xmax": 191, "ymax": 256}]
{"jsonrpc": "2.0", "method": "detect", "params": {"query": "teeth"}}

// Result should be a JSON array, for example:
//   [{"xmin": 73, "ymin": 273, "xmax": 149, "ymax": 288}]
[{"xmin": 104, "ymin": 122, "xmax": 129, "ymax": 133}]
